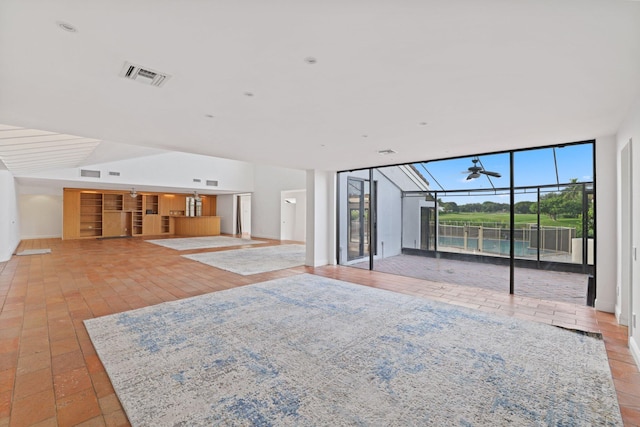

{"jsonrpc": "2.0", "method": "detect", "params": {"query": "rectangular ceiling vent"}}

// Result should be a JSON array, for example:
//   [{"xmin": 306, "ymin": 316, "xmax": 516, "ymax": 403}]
[
  {"xmin": 193, "ymin": 178, "xmax": 201, "ymax": 183},
  {"xmin": 108, "ymin": 171, "xmax": 120, "ymax": 176},
  {"xmin": 206, "ymin": 180, "xmax": 218, "ymax": 187},
  {"xmin": 80, "ymin": 169, "xmax": 101, "ymax": 178},
  {"xmin": 119, "ymin": 61, "xmax": 171, "ymax": 87}
]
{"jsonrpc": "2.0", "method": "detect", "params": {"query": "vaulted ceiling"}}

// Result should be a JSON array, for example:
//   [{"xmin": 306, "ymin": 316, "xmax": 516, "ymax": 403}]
[{"xmin": 1, "ymin": 0, "xmax": 639, "ymax": 174}]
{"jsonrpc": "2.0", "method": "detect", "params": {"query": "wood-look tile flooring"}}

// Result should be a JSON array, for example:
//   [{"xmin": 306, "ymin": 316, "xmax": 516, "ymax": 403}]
[{"xmin": 0, "ymin": 237, "xmax": 638, "ymax": 426}]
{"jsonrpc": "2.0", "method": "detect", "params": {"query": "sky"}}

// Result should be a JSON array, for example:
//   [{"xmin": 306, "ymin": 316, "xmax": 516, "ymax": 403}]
[{"xmin": 411, "ymin": 142, "xmax": 594, "ymax": 205}]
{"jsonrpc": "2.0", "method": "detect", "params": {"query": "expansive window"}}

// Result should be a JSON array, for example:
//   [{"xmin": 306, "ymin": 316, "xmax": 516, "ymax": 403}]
[{"xmin": 337, "ymin": 141, "xmax": 595, "ymax": 305}]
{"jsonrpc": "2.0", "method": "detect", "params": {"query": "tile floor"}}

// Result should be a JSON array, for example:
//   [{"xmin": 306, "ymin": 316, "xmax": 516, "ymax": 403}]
[
  {"xmin": 353, "ymin": 253, "xmax": 590, "ymax": 305},
  {"xmin": 0, "ymin": 237, "xmax": 638, "ymax": 426}
]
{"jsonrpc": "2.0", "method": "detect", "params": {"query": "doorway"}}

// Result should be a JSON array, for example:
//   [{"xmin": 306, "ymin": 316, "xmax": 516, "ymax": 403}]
[
  {"xmin": 281, "ymin": 190, "xmax": 306, "ymax": 242},
  {"xmin": 347, "ymin": 178, "xmax": 370, "ymax": 261},
  {"xmin": 236, "ymin": 194, "xmax": 252, "ymax": 238},
  {"xmin": 621, "ymin": 140, "xmax": 633, "ymax": 328},
  {"xmin": 420, "ymin": 206, "xmax": 436, "ymax": 250}
]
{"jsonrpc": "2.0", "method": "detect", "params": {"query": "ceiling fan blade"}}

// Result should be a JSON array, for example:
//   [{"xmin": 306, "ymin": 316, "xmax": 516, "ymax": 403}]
[
  {"xmin": 466, "ymin": 172, "xmax": 480, "ymax": 180},
  {"xmin": 480, "ymin": 170, "xmax": 501, "ymax": 178}
]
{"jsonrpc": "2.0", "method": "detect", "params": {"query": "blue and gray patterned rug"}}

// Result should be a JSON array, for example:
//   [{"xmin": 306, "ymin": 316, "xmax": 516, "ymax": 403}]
[
  {"xmin": 84, "ymin": 274, "xmax": 622, "ymax": 426},
  {"xmin": 146, "ymin": 236, "xmax": 264, "ymax": 251},
  {"xmin": 183, "ymin": 244, "xmax": 305, "ymax": 275}
]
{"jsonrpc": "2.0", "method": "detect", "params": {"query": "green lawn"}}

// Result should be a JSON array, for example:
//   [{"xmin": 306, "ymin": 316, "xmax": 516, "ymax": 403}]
[{"xmin": 438, "ymin": 212, "xmax": 580, "ymax": 229}]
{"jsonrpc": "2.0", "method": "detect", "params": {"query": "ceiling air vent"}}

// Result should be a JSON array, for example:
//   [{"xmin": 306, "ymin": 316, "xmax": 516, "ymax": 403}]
[
  {"xmin": 193, "ymin": 178, "xmax": 201, "ymax": 183},
  {"xmin": 80, "ymin": 169, "xmax": 101, "ymax": 178},
  {"xmin": 206, "ymin": 180, "xmax": 218, "ymax": 187},
  {"xmin": 108, "ymin": 171, "xmax": 120, "ymax": 176},
  {"xmin": 119, "ymin": 61, "xmax": 171, "ymax": 87}
]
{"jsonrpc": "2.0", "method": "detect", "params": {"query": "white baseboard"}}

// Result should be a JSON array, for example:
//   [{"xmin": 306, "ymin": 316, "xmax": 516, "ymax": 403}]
[
  {"xmin": 20, "ymin": 234, "xmax": 61, "ymax": 240},
  {"xmin": 630, "ymin": 336, "xmax": 640, "ymax": 369},
  {"xmin": 616, "ymin": 307, "xmax": 629, "ymax": 326}
]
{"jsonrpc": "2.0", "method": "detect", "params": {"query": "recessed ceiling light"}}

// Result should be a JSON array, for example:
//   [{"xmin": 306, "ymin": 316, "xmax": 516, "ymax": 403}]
[
  {"xmin": 56, "ymin": 21, "xmax": 77, "ymax": 32},
  {"xmin": 244, "ymin": 91, "xmax": 254, "ymax": 97},
  {"xmin": 361, "ymin": 134, "xmax": 368, "ymax": 138},
  {"xmin": 378, "ymin": 149, "xmax": 397, "ymax": 155},
  {"xmin": 304, "ymin": 57, "xmax": 317, "ymax": 64},
  {"xmin": 419, "ymin": 122, "xmax": 428, "ymax": 126},
  {"xmin": 204, "ymin": 114, "xmax": 215, "ymax": 118}
]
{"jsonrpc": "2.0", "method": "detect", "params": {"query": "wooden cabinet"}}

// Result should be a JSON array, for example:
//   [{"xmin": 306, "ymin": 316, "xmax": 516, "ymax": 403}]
[
  {"xmin": 173, "ymin": 216, "xmax": 221, "ymax": 236},
  {"xmin": 142, "ymin": 214, "xmax": 161, "ymax": 235},
  {"xmin": 103, "ymin": 212, "xmax": 128, "ymax": 237},
  {"xmin": 63, "ymin": 190, "xmax": 81, "ymax": 239},
  {"xmin": 63, "ymin": 188, "xmax": 217, "ymax": 239},
  {"xmin": 201, "ymin": 196, "xmax": 217, "ymax": 216}
]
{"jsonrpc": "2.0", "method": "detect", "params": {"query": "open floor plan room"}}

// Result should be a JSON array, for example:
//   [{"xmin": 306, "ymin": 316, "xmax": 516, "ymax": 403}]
[{"xmin": 0, "ymin": 237, "xmax": 638, "ymax": 426}]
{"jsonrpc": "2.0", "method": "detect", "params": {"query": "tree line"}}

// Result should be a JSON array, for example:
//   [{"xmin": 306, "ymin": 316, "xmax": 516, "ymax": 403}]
[{"xmin": 439, "ymin": 179, "xmax": 586, "ymax": 220}]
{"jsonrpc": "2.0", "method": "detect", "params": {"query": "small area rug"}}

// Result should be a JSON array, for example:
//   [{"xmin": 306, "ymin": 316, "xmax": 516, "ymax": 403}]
[
  {"xmin": 183, "ymin": 244, "xmax": 305, "ymax": 275},
  {"xmin": 15, "ymin": 248, "xmax": 51, "ymax": 255},
  {"xmin": 145, "ymin": 236, "xmax": 262, "ymax": 251},
  {"xmin": 84, "ymin": 274, "xmax": 622, "ymax": 426}
]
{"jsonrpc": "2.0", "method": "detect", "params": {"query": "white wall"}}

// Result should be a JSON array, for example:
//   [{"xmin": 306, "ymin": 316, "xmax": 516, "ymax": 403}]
[
  {"xmin": 0, "ymin": 171, "xmax": 20, "ymax": 261},
  {"xmin": 595, "ymin": 136, "xmax": 618, "ymax": 314},
  {"xmin": 19, "ymin": 195, "xmax": 63, "ymax": 239},
  {"xmin": 402, "ymin": 195, "xmax": 436, "ymax": 250},
  {"xmin": 17, "ymin": 151, "xmax": 255, "ymax": 194},
  {"xmin": 616, "ymin": 95, "xmax": 640, "ymax": 367},
  {"xmin": 251, "ymin": 164, "xmax": 306, "ymax": 240},
  {"xmin": 374, "ymin": 170, "xmax": 403, "ymax": 259}
]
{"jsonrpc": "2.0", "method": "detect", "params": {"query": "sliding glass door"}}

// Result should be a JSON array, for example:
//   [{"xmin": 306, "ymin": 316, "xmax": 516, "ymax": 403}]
[{"xmin": 347, "ymin": 177, "xmax": 370, "ymax": 261}]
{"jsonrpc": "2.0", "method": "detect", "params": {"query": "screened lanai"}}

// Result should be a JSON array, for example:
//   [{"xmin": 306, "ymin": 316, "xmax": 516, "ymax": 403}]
[{"xmin": 337, "ymin": 141, "xmax": 595, "ymax": 306}]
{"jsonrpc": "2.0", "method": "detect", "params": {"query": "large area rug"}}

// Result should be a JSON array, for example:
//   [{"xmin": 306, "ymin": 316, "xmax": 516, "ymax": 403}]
[
  {"xmin": 84, "ymin": 274, "xmax": 622, "ymax": 427},
  {"xmin": 183, "ymin": 244, "xmax": 305, "ymax": 275},
  {"xmin": 145, "ymin": 236, "xmax": 263, "ymax": 251}
]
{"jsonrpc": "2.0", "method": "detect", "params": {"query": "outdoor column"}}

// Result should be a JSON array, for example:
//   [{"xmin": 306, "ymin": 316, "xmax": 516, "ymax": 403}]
[
  {"xmin": 478, "ymin": 226, "xmax": 483, "ymax": 252},
  {"xmin": 463, "ymin": 226, "xmax": 468, "ymax": 250}
]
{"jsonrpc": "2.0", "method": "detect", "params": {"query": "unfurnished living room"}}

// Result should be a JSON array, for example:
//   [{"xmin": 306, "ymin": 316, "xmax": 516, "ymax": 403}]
[{"xmin": 1, "ymin": 1, "xmax": 640, "ymax": 426}]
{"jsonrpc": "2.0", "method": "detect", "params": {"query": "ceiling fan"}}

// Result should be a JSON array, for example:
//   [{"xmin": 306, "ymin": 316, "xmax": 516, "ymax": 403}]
[{"xmin": 464, "ymin": 157, "xmax": 501, "ymax": 180}]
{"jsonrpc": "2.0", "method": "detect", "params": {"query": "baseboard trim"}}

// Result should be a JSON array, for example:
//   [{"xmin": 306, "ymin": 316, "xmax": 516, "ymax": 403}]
[
  {"xmin": 20, "ymin": 234, "xmax": 61, "ymax": 240},
  {"xmin": 630, "ymin": 336, "xmax": 640, "ymax": 370},
  {"xmin": 616, "ymin": 306, "xmax": 629, "ymax": 326}
]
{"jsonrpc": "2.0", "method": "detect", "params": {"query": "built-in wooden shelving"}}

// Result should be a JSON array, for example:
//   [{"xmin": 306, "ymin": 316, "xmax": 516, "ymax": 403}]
[
  {"xmin": 63, "ymin": 188, "xmax": 218, "ymax": 240},
  {"xmin": 79, "ymin": 193, "xmax": 103, "ymax": 237}
]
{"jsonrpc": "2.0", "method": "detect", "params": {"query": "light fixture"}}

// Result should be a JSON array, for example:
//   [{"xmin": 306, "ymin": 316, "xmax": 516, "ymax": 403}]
[
  {"xmin": 304, "ymin": 57, "xmax": 317, "ymax": 64},
  {"xmin": 193, "ymin": 191, "xmax": 199, "ymax": 198},
  {"xmin": 130, "ymin": 188, "xmax": 137, "ymax": 198},
  {"xmin": 56, "ymin": 21, "xmax": 77, "ymax": 32}
]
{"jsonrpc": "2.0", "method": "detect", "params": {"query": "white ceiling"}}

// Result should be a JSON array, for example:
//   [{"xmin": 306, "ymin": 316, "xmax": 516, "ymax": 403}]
[{"xmin": 1, "ymin": 0, "xmax": 639, "ymax": 173}]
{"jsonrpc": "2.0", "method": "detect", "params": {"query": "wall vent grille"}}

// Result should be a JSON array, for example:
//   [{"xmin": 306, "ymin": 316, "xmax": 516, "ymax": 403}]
[
  {"xmin": 206, "ymin": 180, "xmax": 218, "ymax": 187},
  {"xmin": 193, "ymin": 178, "xmax": 201, "ymax": 183},
  {"xmin": 80, "ymin": 169, "xmax": 101, "ymax": 178},
  {"xmin": 108, "ymin": 171, "xmax": 120, "ymax": 176}
]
